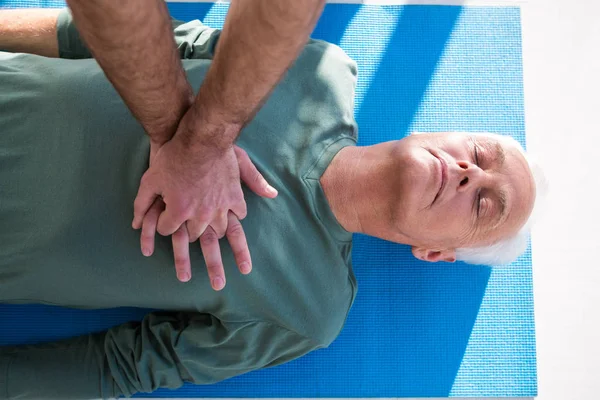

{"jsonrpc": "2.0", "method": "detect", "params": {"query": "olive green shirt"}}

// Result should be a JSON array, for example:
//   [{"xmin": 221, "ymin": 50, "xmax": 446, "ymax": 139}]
[{"xmin": 0, "ymin": 10, "xmax": 358, "ymax": 400}]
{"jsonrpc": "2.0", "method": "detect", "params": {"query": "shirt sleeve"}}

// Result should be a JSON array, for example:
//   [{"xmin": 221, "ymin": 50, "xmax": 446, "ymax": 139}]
[
  {"xmin": 0, "ymin": 311, "xmax": 318, "ymax": 400},
  {"xmin": 56, "ymin": 8, "xmax": 221, "ymax": 60}
]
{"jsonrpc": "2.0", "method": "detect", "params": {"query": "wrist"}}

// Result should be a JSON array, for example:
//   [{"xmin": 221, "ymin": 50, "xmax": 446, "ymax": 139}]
[
  {"xmin": 145, "ymin": 77, "xmax": 195, "ymax": 144},
  {"xmin": 178, "ymin": 104, "xmax": 242, "ymax": 152}
]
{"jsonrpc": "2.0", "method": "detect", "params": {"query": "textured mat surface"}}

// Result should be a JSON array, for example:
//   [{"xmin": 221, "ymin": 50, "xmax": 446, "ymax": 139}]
[{"xmin": 0, "ymin": 1, "xmax": 537, "ymax": 397}]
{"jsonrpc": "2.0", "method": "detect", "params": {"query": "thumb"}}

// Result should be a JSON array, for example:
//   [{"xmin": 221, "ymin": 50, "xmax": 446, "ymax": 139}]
[
  {"xmin": 234, "ymin": 146, "xmax": 278, "ymax": 199},
  {"xmin": 132, "ymin": 174, "xmax": 160, "ymax": 229}
]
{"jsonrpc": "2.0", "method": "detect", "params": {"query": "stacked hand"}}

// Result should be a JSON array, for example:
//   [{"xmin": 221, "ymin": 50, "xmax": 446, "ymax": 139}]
[{"xmin": 133, "ymin": 121, "xmax": 277, "ymax": 291}]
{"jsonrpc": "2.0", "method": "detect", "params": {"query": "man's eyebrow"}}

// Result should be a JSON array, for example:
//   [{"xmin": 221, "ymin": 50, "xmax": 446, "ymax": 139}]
[
  {"xmin": 494, "ymin": 141, "xmax": 507, "ymax": 227},
  {"xmin": 493, "ymin": 188, "xmax": 509, "ymax": 229},
  {"xmin": 494, "ymin": 141, "xmax": 506, "ymax": 166}
]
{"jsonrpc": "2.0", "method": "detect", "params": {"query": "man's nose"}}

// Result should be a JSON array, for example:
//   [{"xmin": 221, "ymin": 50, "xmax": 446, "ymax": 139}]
[{"xmin": 455, "ymin": 160, "xmax": 485, "ymax": 193}]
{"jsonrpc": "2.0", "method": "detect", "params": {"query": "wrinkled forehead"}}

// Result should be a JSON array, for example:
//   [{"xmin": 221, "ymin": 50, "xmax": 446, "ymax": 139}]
[
  {"xmin": 476, "ymin": 132, "xmax": 526, "ymax": 154},
  {"xmin": 483, "ymin": 134, "xmax": 537, "ymax": 242}
]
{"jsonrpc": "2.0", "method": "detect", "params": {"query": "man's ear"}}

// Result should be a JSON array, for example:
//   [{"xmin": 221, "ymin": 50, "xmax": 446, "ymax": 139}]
[{"xmin": 411, "ymin": 247, "xmax": 456, "ymax": 263}]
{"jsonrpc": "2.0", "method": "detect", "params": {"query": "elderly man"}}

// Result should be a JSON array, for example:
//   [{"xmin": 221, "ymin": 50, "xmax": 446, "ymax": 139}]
[{"xmin": 0, "ymin": 9, "xmax": 540, "ymax": 400}]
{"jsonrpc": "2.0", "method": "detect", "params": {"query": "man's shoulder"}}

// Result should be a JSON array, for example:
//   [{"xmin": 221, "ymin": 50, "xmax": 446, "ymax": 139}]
[
  {"xmin": 300, "ymin": 39, "xmax": 358, "ymax": 82},
  {"xmin": 304, "ymin": 39, "xmax": 354, "ymax": 64},
  {"xmin": 284, "ymin": 40, "xmax": 358, "ymax": 143}
]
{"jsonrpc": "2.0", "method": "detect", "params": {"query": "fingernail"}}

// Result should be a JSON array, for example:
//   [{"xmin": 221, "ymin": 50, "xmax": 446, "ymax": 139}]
[
  {"xmin": 180, "ymin": 272, "xmax": 191, "ymax": 282},
  {"xmin": 240, "ymin": 262, "xmax": 251, "ymax": 274},
  {"xmin": 142, "ymin": 247, "xmax": 151, "ymax": 257},
  {"xmin": 212, "ymin": 277, "xmax": 225, "ymax": 291},
  {"xmin": 267, "ymin": 186, "xmax": 278, "ymax": 196}
]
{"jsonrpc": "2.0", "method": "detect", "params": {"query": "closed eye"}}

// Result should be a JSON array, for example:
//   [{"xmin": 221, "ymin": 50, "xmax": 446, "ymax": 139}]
[{"xmin": 473, "ymin": 139, "xmax": 482, "ymax": 217}]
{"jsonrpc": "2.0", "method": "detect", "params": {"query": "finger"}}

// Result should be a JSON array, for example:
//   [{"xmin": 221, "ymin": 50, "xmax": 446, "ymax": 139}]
[
  {"xmin": 226, "ymin": 211, "xmax": 252, "ymax": 275},
  {"xmin": 140, "ymin": 198, "xmax": 164, "ymax": 257},
  {"xmin": 132, "ymin": 174, "xmax": 159, "ymax": 229},
  {"xmin": 235, "ymin": 146, "xmax": 278, "ymax": 198},
  {"xmin": 210, "ymin": 211, "xmax": 229, "ymax": 239},
  {"xmin": 230, "ymin": 198, "xmax": 248, "ymax": 221},
  {"xmin": 200, "ymin": 226, "xmax": 226, "ymax": 291},
  {"xmin": 186, "ymin": 218, "xmax": 210, "ymax": 243},
  {"xmin": 172, "ymin": 224, "xmax": 192, "ymax": 282},
  {"xmin": 157, "ymin": 204, "xmax": 190, "ymax": 236}
]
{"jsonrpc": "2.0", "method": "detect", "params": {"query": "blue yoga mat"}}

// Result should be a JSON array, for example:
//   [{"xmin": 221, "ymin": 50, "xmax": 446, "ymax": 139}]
[{"xmin": 0, "ymin": 1, "xmax": 537, "ymax": 398}]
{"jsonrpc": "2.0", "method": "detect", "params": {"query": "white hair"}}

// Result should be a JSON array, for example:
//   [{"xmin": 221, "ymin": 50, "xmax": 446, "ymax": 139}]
[{"xmin": 455, "ymin": 134, "xmax": 548, "ymax": 266}]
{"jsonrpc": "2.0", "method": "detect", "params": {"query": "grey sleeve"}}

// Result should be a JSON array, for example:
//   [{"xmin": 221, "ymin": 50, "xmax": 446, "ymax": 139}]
[
  {"xmin": 170, "ymin": 18, "xmax": 221, "ymax": 60},
  {"xmin": 56, "ymin": 8, "xmax": 92, "ymax": 59},
  {"xmin": 56, "ymin": 8, "xmax": 221, "ymax": 60},
  {"xmin": 0, "ymin": 311, "xmax": 317, "ymax": 399}
]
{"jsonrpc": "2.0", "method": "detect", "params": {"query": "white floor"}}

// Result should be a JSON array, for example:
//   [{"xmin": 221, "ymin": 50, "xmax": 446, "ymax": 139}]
[
  {"xmin": 139, "ymin": 0, "xmax": 600, "ymax": 399},
  {"xmin": 523, "ymin": 0, "xmax": 600, "ymax": 399}
]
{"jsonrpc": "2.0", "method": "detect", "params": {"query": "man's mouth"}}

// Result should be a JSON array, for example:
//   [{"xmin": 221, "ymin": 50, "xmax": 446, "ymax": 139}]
[{"xmin": 431, "ymin": 152, "xmax": 448, "ymax": 205}]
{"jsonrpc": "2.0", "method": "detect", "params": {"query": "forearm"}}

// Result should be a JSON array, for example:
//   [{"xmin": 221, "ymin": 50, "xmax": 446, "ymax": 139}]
[
  {"xmin": 184, "ymin": 0, "xmax": 326, "ymax": 149},
  {"xmin": 0, "ymin": 9, "xmax": 60, "ymax": 57},
  {"xmin": 0, "ymin": 333, "xmax": 117, "ymax": 400},
  {"xmin": 0, "ymin": 315, "xmax": 186, "ymax": 400},
  {"xmin": 66, "ymin": 0, "xmax": 194, "ymax": 143},
  {"xmin": 0, "ymin": 312, "xmax": 311, "ymax": 399}
]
